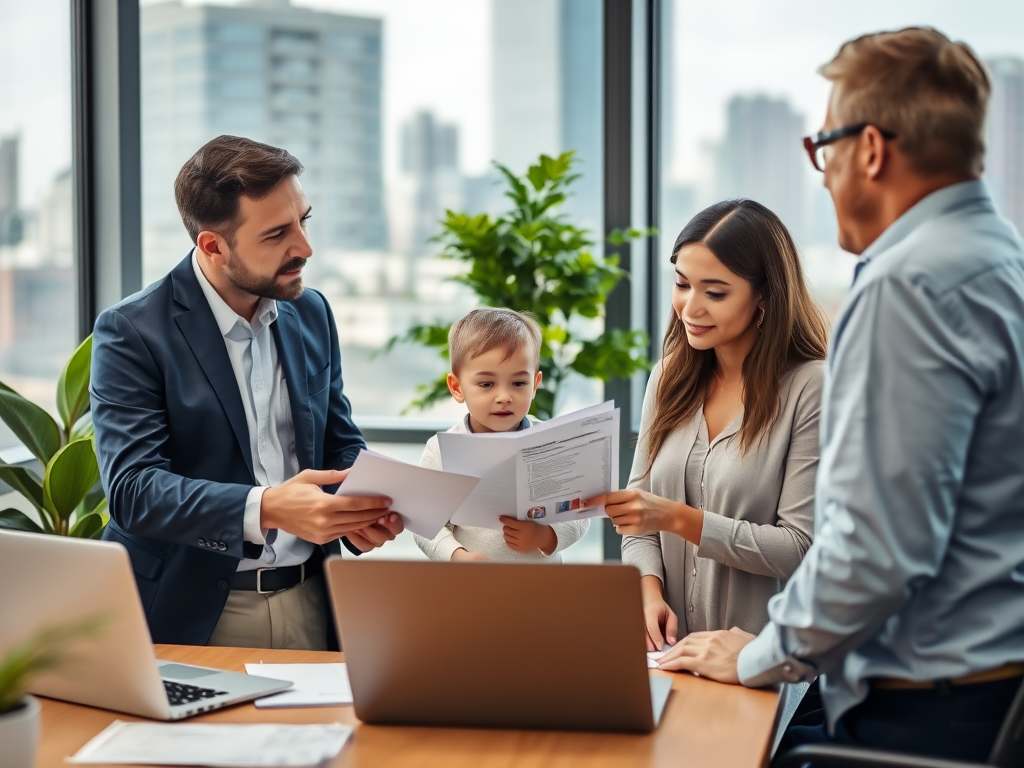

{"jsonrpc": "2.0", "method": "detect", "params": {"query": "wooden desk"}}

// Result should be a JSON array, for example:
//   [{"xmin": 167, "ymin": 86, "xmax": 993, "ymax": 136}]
[{"xmin": 37, "ymin": 644, "xmax": 779, "ymax": 768}]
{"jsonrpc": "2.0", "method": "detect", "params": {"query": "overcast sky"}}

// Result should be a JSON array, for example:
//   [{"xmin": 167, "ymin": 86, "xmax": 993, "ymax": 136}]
[{"xmin": 2, "ymin": 0, "xmax": 1022, "ymax": 205}]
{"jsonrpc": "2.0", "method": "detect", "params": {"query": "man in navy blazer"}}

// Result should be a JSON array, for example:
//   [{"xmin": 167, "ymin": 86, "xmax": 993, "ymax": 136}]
[{"xmin": 91, "ymin": 136, "xmax": 403, "ymax": 648}]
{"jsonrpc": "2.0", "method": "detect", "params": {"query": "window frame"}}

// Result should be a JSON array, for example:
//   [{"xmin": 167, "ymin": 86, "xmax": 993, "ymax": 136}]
[{"xmin": 65, "ymin": 0, "xmax": 664, "ymax": 561}]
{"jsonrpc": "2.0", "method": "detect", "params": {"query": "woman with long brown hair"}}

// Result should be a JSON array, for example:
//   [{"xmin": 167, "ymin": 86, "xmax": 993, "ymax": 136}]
[{"xmin": 586, "ymin": 199, "xmax": 828, "ymax": 651}]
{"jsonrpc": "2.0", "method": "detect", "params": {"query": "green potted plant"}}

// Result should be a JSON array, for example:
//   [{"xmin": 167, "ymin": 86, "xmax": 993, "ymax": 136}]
[
  {"xmin": 0, "ymin": 618, "xmax": 103, "ymax": 768},
  {"xmin": 386, "ymin": 151, "xmax": 652, "ymax": 418},
  {"xmin": 0, "ymin": 335, "xmax": 106, "ymax": 538}
]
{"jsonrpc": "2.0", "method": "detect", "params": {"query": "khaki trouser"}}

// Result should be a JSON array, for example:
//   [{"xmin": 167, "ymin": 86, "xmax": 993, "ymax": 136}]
[{"xmin": 207, "ymin": 573, "xmax": 329, "ymax": 651}]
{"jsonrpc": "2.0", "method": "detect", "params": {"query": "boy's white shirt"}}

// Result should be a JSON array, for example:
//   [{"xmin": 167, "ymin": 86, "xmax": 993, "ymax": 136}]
[{"xmin": 414, "ymin": 414, "xmax": 591, "ymax": 562}]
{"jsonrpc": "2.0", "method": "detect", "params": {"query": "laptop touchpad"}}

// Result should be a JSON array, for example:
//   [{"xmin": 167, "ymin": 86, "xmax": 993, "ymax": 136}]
[{"xmin": 159, "ymin": 664, "xmax": 218, "ymax": 680}]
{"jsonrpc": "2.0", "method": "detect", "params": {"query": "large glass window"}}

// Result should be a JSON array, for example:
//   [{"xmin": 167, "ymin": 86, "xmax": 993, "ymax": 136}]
[
  {"xmin": 139, "ymin": 0, "xmax": 605, "ymax": 560},
  {"xmin": 657, "ymin": 0, "xmax": 1024, "ymax": 341},
  {"xmin": 0, "ymin": 0, "xmax": 75, "ymax": 455}
]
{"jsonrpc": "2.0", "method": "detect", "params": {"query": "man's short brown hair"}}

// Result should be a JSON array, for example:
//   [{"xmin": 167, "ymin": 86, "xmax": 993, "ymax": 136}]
[
  {"xmin": 821, "ymin": 27, "xmax": 991, "ymax": 177},
  {"xmin": 174, "ymin": 135, "xmax": 303, "ymax": 245},
  {"xmin": 449, "ymin": 308, "xmax": 543, "ymax": 375}
]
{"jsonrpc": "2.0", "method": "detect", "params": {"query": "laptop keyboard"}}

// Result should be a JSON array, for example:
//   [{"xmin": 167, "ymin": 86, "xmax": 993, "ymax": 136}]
[{"xmin": 163, "ymin": 680, "xmax": 228, "ymax": 707}]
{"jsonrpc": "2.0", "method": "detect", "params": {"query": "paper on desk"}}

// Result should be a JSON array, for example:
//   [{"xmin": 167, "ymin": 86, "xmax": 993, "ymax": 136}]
[
  {"xmin": 243, "ymin": 662, "xmax": 353, "ymax": 708},
  {"xmin": 438, "ymin": 402, "xmax": 618, "ymax": 531},
  {"xmin": 334, "ymin": 448, "xmax": 480, "ymax": 538},
  {"xmin": 648, "ymin": 648, "xmax": 670, "ymax": 668},
  {"xmin": 68, "ymin": 720, "xmax": 352, "ymax": 766}
]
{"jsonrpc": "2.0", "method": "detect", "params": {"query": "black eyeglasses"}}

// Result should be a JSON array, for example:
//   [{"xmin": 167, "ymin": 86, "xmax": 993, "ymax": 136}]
[{"xmin": 802, "ymin": 123, "xmax": 897, "ymax": 172}]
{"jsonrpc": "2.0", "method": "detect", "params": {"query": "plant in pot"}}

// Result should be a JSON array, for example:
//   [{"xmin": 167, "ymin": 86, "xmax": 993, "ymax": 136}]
[
  {"xmin": 385, "ymin": 151, "xmax": 652, "ymax": 418},
  {"xmin": 0, "ymin": 335, "xmax": 106, "ymax": 538},
  {"xmin": 0, "ymin": 617, "xmax": 104, "ymax": 768}
]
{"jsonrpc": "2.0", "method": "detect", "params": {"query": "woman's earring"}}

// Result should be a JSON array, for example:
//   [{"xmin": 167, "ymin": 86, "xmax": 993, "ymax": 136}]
[{"xmin": 757, "ymin": 307, "xmax": 765, "ymax": 329}]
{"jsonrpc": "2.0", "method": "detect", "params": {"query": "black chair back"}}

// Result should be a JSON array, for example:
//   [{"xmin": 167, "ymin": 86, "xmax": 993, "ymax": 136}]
[{"xmin": 989, "ymin": 677, "xmax": 1024, "ymax": 768}]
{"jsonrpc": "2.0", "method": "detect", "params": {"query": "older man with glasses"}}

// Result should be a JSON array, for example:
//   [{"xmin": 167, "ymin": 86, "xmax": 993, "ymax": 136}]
[{"xmin": 655, "ymin": 27, "xmax": 1024, "ymax": 762}]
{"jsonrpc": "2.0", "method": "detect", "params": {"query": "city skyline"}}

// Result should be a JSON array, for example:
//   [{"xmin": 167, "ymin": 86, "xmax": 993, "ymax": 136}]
[{"xmin": 140, "ymin": 0, "xmax": 388, "ymax": 282}]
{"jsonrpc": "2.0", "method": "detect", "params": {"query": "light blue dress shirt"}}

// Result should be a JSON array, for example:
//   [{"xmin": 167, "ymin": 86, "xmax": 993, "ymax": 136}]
[
  {"xmin": 191, "ymin": 250, "xmax": 311, "ymax": 571},
  {"xmin": 737, "ymin": 181, "xmax": 1024, "ymax": 731}
]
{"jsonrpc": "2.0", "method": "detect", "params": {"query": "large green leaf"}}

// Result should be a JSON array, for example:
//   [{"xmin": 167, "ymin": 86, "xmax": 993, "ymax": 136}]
[
  {"xmin": 68, "ymin": 511, "xmax": 105, "ymax": 539},
  {"xmin": 43, "ymin": 439, "xmax": 101, "ymax": 522},
  {"xmin": 70, "ymin": 411, "xmax": 94, "ymax": 443},
  {"xmin": 82, "ymin": 480, "xmax": 106, "ymax": 516},
  {"xmin": 0, "ymin": 388, "xmax": 62, "ymax": 464},
  {"xmin": 0, "ymin": 508, "xmax": 45, "ymax": 534},
  {"xmin": 56, "ymin": 335, "xmax": 93, "ymax": 435},
  {"xmin": 0, "ymin": 463, "xmax": 45, "ymax": 513}
]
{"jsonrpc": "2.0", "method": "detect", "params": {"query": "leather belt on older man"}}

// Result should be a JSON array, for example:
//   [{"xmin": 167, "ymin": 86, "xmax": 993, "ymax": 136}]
[
  {"xmin": 872, "ymin": 662, "xmax": 1024, "ymax": 691},
  {"xmin": 230, "ymin": 553, "xmax": 323, "ymax": 594}
]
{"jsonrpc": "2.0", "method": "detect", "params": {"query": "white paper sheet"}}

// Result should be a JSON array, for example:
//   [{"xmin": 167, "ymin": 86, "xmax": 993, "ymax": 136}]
[
  {"xmin": 438, "ymin": 402, "xmax": 618, "ymax": 530},
  {"xmin": 243, "ymin": 662, "xmax": 353, "ymax": 708},
  {"xmin": 647, "ymin": 649, "xmax": 670, "ymax": 668},
  {"xmin": 334, "ymin": 448, "xmax": 480, "ymax": 538},
  {"xmin": 69, "ymin": 721, "xmax": 352, "ymax": 766}
]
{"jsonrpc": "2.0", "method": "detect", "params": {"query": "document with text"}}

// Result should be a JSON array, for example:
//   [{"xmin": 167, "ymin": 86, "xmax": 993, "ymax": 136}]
[
  {"xmin": 69, "ymin": 721, "xmax": 352, "ymax": 766},
  {"xmin": 438, "ymin": 402, "xmax": 619, "ymax": 530},
  {"xmin": 334, "ymin": 449, "xmax": 480, "ymax": 539}
]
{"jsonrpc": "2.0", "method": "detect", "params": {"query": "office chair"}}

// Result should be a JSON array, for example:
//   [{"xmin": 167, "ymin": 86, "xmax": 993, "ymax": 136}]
[{"xmin": 774, "ymin": 677, "xmax": 1024, "ymax": 768}]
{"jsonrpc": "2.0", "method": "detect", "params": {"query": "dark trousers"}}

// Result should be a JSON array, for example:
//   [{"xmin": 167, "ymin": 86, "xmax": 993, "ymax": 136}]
[{"xmin": 774, "ymin": 675, "xmax": 1022, "ymax": 764}]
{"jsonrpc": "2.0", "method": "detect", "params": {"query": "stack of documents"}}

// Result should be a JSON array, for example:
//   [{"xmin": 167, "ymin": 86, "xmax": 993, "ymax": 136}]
[
  {"xmin": 438, "ymin": 401, "xmax": 620, "ymax": 531},
  {"xmin": 335, "ymin": 448, "xmax": 479, "ymax": 538},
  {"xmin": 243, "ymin": 662, "xmax": 353, "ymax": 708},
  {"xmin": 69, "ymin": 721, "xmax": 353, "ymax": 766}
]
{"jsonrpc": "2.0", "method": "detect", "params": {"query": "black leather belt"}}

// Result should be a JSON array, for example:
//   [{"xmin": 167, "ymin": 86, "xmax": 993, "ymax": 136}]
[{"xmin": 230, "ymin": 554, "xmax": 323, "ymax": 594}]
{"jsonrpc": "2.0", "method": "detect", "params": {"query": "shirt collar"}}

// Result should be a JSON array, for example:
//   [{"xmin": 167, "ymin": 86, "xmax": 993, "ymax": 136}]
[
  {"xmin": 463, "ymin": 414, "xmax": 532, "ymax": 433},
  {"xmin": 191, "ymin": 248, "xmax": 278, "ymax": 339},
  {"xmin": 856, "ymin": 180, "xmax": 990, "ymax": 271}
]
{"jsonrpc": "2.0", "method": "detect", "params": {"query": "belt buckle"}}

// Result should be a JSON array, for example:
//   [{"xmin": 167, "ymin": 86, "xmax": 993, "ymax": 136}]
[
  {"xmin": 256, "ymin": 567, "xmax": 273, "ymax": 595},
  {"xmin": 255, "ymin": 563, "xmax": 304, "ymax": 595}
]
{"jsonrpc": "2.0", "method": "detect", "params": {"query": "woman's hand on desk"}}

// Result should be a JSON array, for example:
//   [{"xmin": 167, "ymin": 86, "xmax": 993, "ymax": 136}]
[
  {"xmin": 585, "ymin": 489, "xmax": 704, "ymax": 542},
  {"xmin": 641, "ymin": 575, "xmax": 678, "ymax": 651},
  {"xmin": 655, "ymin": 627, "xmax": 756, "ymax": 684}
]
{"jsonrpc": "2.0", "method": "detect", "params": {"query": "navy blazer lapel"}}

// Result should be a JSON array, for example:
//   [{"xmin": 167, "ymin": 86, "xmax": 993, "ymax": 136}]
[
  {"xmin": 272, "ymin": 303, "xmax": 315, "ymax": 471},
  {"xmin": 170, "ymin": 256, "xmax": 255, "ymax": 481}
]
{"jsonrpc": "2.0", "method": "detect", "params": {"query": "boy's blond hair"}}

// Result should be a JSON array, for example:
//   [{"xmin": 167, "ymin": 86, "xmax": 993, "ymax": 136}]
[
  {"xmin": 448, "ymin": 308, "xmax": 542, "ymax": 375},
  {"xmin": 821, "ymin": 27, "xmax": 990, "ymax": 177}
]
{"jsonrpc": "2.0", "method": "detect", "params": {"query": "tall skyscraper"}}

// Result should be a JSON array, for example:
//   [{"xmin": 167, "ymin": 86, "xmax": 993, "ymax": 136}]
[
  {"xmin": 986, "ymin": 57, "xmax": 1024, "ymax": 235},
  {"xmin": 398, "ymin": 110, "xmax": 462, "ymax": 255},
  {"xmin": 492, "ymin": 0, "xmax": 602, "ymax": 227},
  {"xmin": 0, "ymin": 135, "xmax": 22, "ymax": 247},
  {"xmin": 140, "ymin": 0, "xmax": 386, "ymax": 282},
  {"xmin": 715, "ymin": 95, "xmax": 805, "ymax": 239}
]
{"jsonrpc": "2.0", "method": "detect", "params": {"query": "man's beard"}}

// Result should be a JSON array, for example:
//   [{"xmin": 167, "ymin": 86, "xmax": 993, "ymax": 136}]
[{"xmin": 225, "ymin": 249, "xmax": 306, "ymax": 301}]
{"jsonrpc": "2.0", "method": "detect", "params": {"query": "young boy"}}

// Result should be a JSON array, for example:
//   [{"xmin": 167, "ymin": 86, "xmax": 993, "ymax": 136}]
[{"xmin": 414, "ymin": 308, "xmax": 590, "ymax": 562}]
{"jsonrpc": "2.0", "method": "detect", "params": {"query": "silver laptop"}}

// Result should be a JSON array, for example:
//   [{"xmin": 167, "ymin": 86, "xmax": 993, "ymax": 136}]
[
  {"xmin": 325, "ymin": 559, "xmax": 673, "ymax": 733},
  {"xmin": 0, "ymin": 530, "xmax": 291, "ymax": 720}
]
